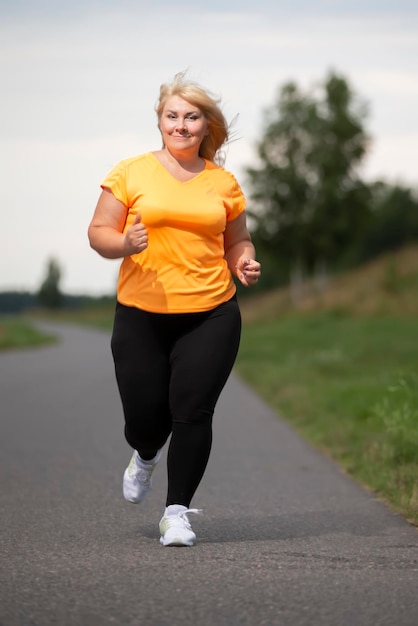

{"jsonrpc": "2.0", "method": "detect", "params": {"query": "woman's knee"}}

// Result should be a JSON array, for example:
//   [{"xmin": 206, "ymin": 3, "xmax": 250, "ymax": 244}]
[
  {"xmin": 125, "ymin": 420, "xmax": 171, "ymax": 451},
  {"xmin": 171, "ymin": 407, "xmax": 214, "ymax": 428}
]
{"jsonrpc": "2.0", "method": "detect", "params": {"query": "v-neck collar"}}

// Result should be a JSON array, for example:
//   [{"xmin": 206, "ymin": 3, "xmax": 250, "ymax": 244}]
[{"xmin": 150, "ymin": 152, "xmax": 207, "ymax": 184}]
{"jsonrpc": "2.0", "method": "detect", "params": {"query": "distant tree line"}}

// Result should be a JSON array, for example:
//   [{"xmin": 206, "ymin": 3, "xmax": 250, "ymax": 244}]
[
  {"xmin": 0, "ymin": 288, "xmax": 115, "ymax": 314},
  {"xmin": 244, "ymin": 71, "xmax": 418, "ymax": 293},
  {"xmin": 0, "ymin": 291, "xmax": 38, "ymax": 314},
  {"xmin": 0, "ymin": 256, "xmax": 115, "ymax": 314}
]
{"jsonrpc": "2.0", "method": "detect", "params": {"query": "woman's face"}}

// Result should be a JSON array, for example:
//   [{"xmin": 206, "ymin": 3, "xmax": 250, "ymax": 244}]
[{"xmin": 159, "ymin": 95, "xmax": 208, "ymax": 156}]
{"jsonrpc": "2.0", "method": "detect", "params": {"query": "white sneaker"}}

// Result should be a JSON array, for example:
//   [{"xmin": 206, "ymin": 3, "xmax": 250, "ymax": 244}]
[
  {"xmin": 123, "ymin": 450, "xmax": 161, "ymax": 503},
  {"xmin": 159, "ymin": 506, "xmax": 203, "ymax": 546}
]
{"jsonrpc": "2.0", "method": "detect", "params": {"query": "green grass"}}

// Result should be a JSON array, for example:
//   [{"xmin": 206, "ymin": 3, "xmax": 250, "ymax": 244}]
[
  {"xmin": 235, "ymin": 311, "xmax": 418, "ymax": 524},
  {"xmin": 35, "ymin": 304, "xmax": 115, "ymax": 332},
  {"xmin": 0, "ymin": 317, "xmax": 57, "ymax": 351}
]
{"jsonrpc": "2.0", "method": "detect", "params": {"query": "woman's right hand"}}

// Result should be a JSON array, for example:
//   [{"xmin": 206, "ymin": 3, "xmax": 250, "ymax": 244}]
[
  {"xmin": 89, "ymin": 189, "xmax": 147, "ymax": 260},
  {"xmin": 123, "ymin": 213, "xmax": 148, "ymax": 256}
]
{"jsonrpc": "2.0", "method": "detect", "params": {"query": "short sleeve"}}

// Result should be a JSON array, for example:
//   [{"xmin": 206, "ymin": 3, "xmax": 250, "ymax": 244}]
[
  {"xmin": 225, "ymin": 174, "xmax": 246, "ymax": 222},
  {"xmin": 101, "ymin": 160, "xmax": 129, "ymax": 206}
]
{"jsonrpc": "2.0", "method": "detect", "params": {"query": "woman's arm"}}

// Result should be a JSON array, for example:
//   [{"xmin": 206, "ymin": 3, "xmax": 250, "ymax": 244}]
[
  {"xmin": 224, "ymin": 212, "xmax": 261, "ymax": 287},
  {"xmin": 88, "ymin": 188, "xmax": 148, "ymax": 259}
]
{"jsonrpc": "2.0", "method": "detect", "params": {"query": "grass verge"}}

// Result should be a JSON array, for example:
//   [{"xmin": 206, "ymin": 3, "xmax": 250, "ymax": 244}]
[
  {"xmin": 0, "ymin": 316, "xmax": 57, "ymax": 351},
  {"xmin": 235, "ymin": 310, "xmax": 418, "ymax": 525}
]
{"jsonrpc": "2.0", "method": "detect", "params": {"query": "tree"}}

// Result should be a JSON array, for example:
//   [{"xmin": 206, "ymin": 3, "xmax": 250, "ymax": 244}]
[
  {"xmin": 246, "ymin": 71, "xmax": 372, "ymax": 289},
  {"xmin": 38, "ymin": 257, "xmax": 63, "ymax": 309},
  {"xmin": 359, "ymin": 182, "xmax": 418, "ymax": 261}
]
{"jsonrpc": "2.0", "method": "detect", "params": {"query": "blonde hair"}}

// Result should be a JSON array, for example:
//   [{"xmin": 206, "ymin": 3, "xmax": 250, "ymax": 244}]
[{"xmin": 156, "ymin": 72, "xmax": 230, "ymax": 164}]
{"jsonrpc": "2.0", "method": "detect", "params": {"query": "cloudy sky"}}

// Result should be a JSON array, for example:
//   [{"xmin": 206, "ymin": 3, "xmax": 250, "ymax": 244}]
[{"xmin": 1, "ymin": 0, "xmax": 418, "ymax": 295}]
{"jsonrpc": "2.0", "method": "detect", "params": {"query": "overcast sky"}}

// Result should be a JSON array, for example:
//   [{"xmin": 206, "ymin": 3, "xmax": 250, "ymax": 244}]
[{"xmin": 1, "ymin": 0, "xmax": 418, "ymax": 295}]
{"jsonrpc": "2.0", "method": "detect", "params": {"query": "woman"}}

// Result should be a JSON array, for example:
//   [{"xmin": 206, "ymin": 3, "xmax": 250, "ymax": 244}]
[{"xmin": 88, "ymin": 72, "xmax": 261, "ymax": 547}]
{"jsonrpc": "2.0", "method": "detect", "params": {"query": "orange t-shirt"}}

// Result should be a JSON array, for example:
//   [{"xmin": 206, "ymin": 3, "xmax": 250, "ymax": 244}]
[{"xmin": 101, "ymin": 152, "xmax": 246, "ymax": 313}]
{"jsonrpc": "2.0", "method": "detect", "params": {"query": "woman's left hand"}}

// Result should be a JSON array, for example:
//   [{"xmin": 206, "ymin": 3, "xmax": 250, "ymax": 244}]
[{"xmin": 236, "ymin": 258, "xmax": 261, "ymax": 287}]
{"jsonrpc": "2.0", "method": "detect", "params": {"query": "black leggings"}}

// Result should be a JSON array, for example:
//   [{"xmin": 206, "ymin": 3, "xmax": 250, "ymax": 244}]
[{"xmin": 111, "ymin": 297, "xmax": 241, "ymax": 507}]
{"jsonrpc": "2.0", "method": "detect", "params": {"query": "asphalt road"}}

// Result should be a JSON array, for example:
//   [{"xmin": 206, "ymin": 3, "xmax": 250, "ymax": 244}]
[{"xmin": 1, "ymin": 322, "xmax": 417, "ymax": 626}]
